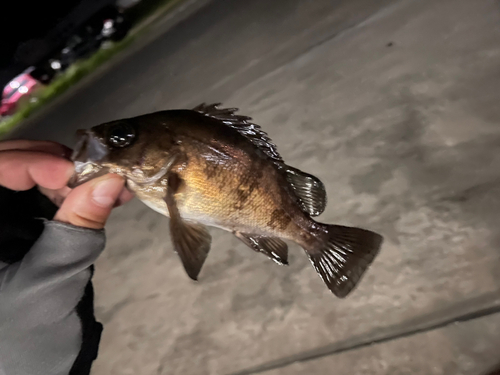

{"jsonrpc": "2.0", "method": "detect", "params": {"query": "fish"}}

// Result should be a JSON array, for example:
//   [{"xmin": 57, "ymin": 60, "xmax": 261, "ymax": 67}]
[{"xmin": 68, "ymin": 103, "xmax": 383, "ymax": 298}]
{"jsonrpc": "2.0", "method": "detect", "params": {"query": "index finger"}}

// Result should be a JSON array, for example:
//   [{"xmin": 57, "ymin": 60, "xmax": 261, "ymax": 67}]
[
  {"xmin": 0, "ymin": 140, "xmax": 72, "ymax": 159},
  {"xmin": 0, "ymin": 150, "xmax": 74, "ymax": 191}
]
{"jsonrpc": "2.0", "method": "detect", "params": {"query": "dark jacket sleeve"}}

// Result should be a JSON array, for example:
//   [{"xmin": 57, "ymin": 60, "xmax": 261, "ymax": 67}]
[{"xmin": 0, "ymin": 187, "xmax": 104, "ymax": 375}]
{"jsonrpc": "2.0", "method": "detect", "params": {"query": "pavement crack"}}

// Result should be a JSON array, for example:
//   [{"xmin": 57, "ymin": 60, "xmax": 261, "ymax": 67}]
[{"xmin": 228, "ymin": 302, "xmax": 500, "ymax": 375}]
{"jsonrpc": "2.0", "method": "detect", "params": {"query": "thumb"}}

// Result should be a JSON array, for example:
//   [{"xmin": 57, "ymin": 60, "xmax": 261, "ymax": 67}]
[{"xmin": 54, "ymin": 174, "xmax": 125, "ymax": 229}]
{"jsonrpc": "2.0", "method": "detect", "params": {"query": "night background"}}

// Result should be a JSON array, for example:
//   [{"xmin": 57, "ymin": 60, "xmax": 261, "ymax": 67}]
[{"xmin": 0, "ymin": 0, "xmax": 87, "ymax": 87}]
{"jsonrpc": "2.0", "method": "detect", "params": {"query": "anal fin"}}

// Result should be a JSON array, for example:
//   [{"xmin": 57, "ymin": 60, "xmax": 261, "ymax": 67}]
[{"xmin": 235, "ymin": 232, "xmax": 288, "ymax": 265}]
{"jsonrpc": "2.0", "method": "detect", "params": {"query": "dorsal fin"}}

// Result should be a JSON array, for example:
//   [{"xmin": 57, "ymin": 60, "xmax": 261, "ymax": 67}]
[
  {"xmin": 285, "ymin": 165, "xmax": 327, "ymax": 217},
  {"xmin": 193, "ymin": 103, "xmax": 284, "ymax": 163}
]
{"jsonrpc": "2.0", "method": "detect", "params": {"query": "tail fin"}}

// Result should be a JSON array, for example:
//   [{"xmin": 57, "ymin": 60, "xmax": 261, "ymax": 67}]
[{"xmin": 305, "ymin": 225, "xmax": 383, "ymax": 298}]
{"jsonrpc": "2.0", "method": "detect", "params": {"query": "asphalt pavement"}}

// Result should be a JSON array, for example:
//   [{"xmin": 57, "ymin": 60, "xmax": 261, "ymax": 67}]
[{"xmin": 7, "ymin": 0, "xmax": 500, "ymax": 374}]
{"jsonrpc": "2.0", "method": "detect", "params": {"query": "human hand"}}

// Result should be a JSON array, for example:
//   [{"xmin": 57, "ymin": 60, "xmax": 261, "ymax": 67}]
[{"xmin": 0, "ymin": 140, "xmax": 134, "ymax": 229}]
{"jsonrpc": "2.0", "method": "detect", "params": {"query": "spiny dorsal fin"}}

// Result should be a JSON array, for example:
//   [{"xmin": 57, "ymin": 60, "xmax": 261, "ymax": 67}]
[{"xmin": 193, "ymin": 103, "xmax": 283, "ymax": 163}]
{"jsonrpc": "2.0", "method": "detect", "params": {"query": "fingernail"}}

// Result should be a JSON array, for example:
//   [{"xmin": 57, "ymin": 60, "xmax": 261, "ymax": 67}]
[{"xmin": 92, "ymin": 177, "xmax": 124, "ymax": 208}]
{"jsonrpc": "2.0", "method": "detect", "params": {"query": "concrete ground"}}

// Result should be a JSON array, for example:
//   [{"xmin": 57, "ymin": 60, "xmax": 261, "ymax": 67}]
[{"xmin": 8, "ymin": 0, "xmax": 500, "ymax": 373}]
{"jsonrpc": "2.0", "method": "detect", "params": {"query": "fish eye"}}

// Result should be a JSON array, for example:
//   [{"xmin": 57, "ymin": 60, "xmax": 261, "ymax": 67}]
[{"xmin": 108, "ymin": 123, "xmax": 135, "ymax": 148}]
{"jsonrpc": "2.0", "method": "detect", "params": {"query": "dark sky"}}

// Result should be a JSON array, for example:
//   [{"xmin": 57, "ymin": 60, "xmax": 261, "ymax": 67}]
[{"xmin": 0, "ymin": 0, "xmax": 82, "ymax": 69}]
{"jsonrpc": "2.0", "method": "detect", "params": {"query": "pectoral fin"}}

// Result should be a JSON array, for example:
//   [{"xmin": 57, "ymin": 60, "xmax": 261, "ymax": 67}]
[
  {"xmin": 234, "ymin": 232, "xmax": 288, "ymax": 265},
  {"xmin": 165, "ymin": 173, "xmax": 212, "ymax": 280}
]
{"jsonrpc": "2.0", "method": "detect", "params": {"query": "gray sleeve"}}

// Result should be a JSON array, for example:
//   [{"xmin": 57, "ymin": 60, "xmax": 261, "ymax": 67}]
[{"xmin": 0, "ymin": 221, "xmax": 105, "ymax": 375}]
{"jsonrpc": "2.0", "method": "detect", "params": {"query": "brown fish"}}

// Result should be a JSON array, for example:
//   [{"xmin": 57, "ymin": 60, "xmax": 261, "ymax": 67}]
[{"xmin": 69, "ymin": 103, "xmax": 383, "ymax": 297}]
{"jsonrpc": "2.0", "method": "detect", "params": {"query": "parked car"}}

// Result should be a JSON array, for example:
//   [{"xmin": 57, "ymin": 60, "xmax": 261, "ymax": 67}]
[
  {"xmin": 0, "ymin": 68, "xmax": 42, "ymax": 117},
  {"xmin": 58, "ymin": 31, "xmax": 105, "ymax": 71},
  {"xmin": 56, "ymin": 7, "xmax": 131, "ymax": 70},
  {"xmin": 24, "ymin": 4, "xmax": 132, "ymax": 85},
  {"xmin": 101, "ymin": 8, "xmax": 132, "ymax": 42}
]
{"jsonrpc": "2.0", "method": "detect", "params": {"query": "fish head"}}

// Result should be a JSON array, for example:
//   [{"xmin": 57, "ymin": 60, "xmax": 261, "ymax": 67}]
[{"xmin": 68, "ymin": 116, "xmax": 177, "ymax": 188}]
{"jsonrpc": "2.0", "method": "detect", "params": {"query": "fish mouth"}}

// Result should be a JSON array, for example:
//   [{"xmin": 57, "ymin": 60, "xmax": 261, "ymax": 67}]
[{"xmin": 68, "ymin": 130, "xmax": 110, "ymax": 188}]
